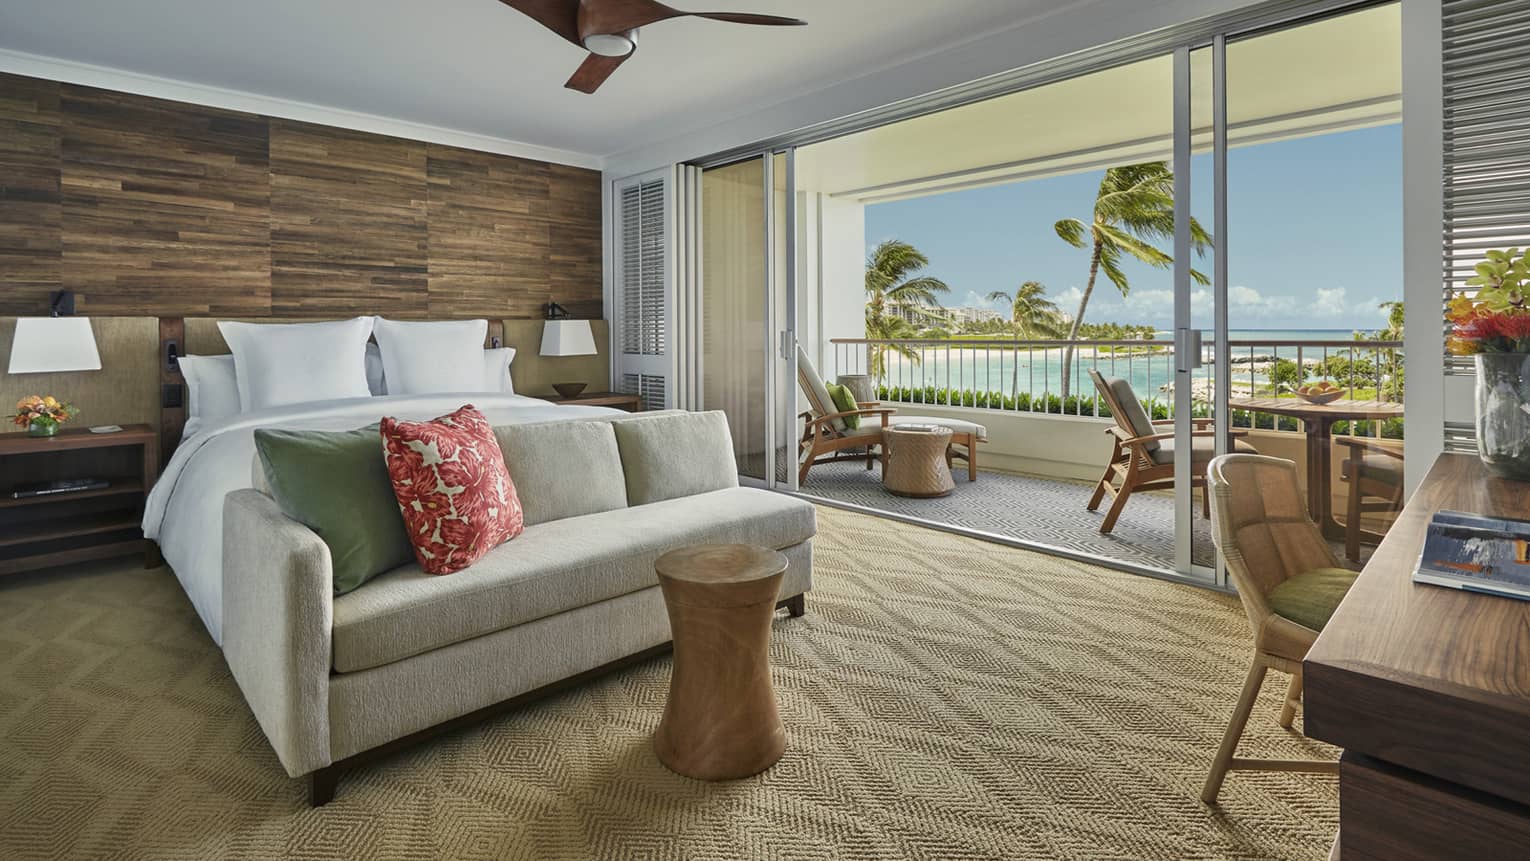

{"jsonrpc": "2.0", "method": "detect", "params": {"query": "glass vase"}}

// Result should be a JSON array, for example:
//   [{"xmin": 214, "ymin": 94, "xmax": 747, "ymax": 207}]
[
  {"xmin": 27, "ymin": 419, "xmax": 58, "ymax": 438},
  {"xmin": 1475, "ymin": 352, "xmax": 1530, "ymax": 480}
]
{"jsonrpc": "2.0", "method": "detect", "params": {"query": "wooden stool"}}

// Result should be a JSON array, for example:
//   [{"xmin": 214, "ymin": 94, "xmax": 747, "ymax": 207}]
[
  {"xmin": 883, "ymin": 424, "xmax": 956, "ymax": 498},
  {"xmin": 654, "ymin": 544, "xmax": 788, "ymax": 781}
]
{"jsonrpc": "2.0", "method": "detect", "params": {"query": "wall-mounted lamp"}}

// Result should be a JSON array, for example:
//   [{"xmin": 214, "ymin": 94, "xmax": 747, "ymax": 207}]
[{"xmin": 8, "ymin": 291, "xmax": 101, "ymax": 374}]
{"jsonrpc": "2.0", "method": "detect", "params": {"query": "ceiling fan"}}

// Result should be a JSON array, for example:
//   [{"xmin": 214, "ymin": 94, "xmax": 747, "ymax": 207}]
[{"xmin": 499, "ymin": 0, "xmax": 807, "ymax": 93}]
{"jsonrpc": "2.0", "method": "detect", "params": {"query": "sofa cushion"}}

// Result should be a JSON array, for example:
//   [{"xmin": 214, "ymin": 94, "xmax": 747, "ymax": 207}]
[
  {"xmin": 612, "ymin": 411, "xmax": 739, "ymax": 506},
  {"xmin": 331, "ymin": 486, "xmax": 816, "ymax": 673},
  {"xmin": 494, "ymin": 420, "xmax": 627, "ymax": 526}
]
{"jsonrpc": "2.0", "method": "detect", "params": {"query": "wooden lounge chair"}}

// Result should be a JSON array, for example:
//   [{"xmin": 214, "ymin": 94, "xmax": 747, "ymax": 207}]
[
  {"xmin": 1200, "ymin": 453, "xmax": 1351, "ymax": 803},
  {"xmin": 1337, "ymin": 437, "xmax": 1404, "ymax": 562},
  {"xmin": 796, "ymin": 344, "xmax": 894, "ymax": 486},
  {"xmin": 1086, "ymin": 369, "xmax": 1256, "ymax": 534}
]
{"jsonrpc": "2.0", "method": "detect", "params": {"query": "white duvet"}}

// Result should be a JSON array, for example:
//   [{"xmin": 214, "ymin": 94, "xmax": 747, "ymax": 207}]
[{"xmin": 143, "ymin": 393, "xmax": 621, "ymax": 645}]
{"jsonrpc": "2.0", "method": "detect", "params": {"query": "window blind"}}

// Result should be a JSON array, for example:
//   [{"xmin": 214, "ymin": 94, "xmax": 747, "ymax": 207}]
[
  {"xmin": 1441, "ymin": 0, "xmax": 1530, "ymax": 449},
  {"xmin": 619, "ymin": 178, "xmax": 667, "ymax": 359},
  {"xmin": 1442, "ymin": 0, "xmax": 1530, "ymax": 379}
]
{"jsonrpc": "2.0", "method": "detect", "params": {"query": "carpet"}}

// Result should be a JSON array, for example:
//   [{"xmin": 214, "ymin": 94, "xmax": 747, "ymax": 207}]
[{"xmin": 0, "ymin": 507, "xmax": 1337, "ymax": 860}]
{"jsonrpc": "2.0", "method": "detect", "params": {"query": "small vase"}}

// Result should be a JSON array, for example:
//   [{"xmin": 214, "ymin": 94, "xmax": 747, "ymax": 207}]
[
  {"xmin": 27, "ymin": 419, "xmax": 58, "ymax": 438},
  {"xmin": 1475, "ymin": 352, "xmax": 1530, "ymax": 480}
]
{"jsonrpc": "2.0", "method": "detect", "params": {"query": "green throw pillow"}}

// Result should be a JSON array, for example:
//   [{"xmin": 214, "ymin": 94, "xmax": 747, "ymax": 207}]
[
  {"xmin": 254, "ymin": 426, "xmax": 415, "ymax": 595},
  {"xmin": 826, "ymin": 382, "xmax": 860, "ymax": 429}
]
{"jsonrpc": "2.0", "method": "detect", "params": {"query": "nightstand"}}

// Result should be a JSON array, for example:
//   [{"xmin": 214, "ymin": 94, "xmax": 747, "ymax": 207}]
[
  {"xmin": 0, "ymin": 423, "xmax": 160, "ymax": 576},
  {"xmin": 542, "ymin": 391, "xmax": 644, "ymax": 412}
]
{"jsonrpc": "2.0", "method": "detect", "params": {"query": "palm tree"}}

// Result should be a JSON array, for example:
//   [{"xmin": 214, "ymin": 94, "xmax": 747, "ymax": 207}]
[
  {"xmin": 864, "ymin": 239, "xmax": 950, "ymax": 380},
  {"xmin": 1053, "ymin": 162, "xmax": 1211, "ymax": 399},
  {"xmin": 1378, "ymin": 300, "xmax": 1404, "ymax": 340},
  {"xmin": 987, "ymin": 281, "xmax": 1064, "ymax": 397}
]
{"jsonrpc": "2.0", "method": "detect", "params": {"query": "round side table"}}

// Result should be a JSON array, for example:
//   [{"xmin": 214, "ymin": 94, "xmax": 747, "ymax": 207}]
[
  {"xmin": 882, "ymin": 424, "xmax": 956, "ymax": 498},
  {"xmin": 654, "ymin": 544, "xmax": 788, "ymax": 780}
]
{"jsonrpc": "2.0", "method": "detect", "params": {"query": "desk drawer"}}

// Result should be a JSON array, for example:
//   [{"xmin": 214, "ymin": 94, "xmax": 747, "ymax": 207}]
[{"xmin": 1340, "ymin": 752, "xmax": 1530, "ymax": 860}]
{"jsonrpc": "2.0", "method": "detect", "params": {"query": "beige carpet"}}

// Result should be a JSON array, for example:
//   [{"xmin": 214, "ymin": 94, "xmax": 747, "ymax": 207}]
[{"xmin": 0, "ymin": 507, "xmax": 1337, "ymax": 860}]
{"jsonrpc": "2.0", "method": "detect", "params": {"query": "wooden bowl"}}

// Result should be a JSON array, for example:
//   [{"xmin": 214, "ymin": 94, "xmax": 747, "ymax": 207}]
[
  {"xmin": 1294, "ymin": 388, "xmax": 1344, "ymax": 405},
  {"xmin": 552, "ymin": 382, "xmax": 588, "ymax": 399}
]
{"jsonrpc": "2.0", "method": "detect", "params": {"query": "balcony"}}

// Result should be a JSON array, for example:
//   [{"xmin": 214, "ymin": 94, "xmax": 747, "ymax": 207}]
[{"xmin": 803, "ymin": 336, "xmax": 1403, "ymax": 571}]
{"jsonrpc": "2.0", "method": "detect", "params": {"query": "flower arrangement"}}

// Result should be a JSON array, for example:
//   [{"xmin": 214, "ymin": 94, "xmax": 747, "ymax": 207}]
[
  {"xmin": 1448, "ymin": 247, "xmax": 1530, "ymax": 355},
  {"xmin": 11, "ymin": 395, "xmax": 79, "ymax": 436}
]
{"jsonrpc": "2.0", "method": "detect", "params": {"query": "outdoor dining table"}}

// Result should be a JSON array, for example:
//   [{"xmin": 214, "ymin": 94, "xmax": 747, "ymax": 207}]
[{"xmin": 1227, "ymin": 398, "xmax": 1405, "ymax": 542}]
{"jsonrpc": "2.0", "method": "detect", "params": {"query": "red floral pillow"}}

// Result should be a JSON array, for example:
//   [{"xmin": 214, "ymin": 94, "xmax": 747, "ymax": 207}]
[{"xmin": 379, "ymin": 405, "xmax": 523, "ymax": 575}]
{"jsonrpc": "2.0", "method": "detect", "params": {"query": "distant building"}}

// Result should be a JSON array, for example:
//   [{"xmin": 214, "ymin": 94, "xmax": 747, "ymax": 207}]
[{"xmin": 887, "ymin": 303, "xmax": 1002, "ymax": 326}]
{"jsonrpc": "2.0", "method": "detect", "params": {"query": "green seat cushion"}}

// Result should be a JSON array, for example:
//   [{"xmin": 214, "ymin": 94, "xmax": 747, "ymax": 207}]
[
  {"xmin": 826, "ymin": 382, "xmax": 860, "ymax": 429},
  {"xmin": 254, "ymin": 426, "xmax": 414, "ymax": 595},
  {"xmin": 1268, "ymin": 567, "xmax": 1359, "ymax": 632}
]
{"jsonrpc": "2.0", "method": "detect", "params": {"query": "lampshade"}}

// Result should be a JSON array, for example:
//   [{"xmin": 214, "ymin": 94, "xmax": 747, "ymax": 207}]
[
  {"xmin": 540, "ymin": 320, "xmax": 597, "ymax": 357},
  {"xmin": 8, "ymin": 317, "xmax": 102, "ymax": 374}
]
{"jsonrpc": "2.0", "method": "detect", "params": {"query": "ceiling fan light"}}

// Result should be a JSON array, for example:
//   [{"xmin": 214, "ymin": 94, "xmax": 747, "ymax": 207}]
[{"xmin": 584, "ymin": 33, "xmax": 635, "ymax": 57}]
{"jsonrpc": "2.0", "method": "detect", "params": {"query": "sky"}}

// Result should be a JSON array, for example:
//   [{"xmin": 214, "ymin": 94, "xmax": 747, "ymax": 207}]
[{"xmin": 863, "ymin": 124, "xmax": 1403, "ymax": 332}]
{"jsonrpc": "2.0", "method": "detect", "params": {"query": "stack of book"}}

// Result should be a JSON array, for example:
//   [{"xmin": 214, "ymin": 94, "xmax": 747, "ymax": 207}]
[{"xmin": 1414, "ymin": 510, "xmax": 1530, "ymax": 601}]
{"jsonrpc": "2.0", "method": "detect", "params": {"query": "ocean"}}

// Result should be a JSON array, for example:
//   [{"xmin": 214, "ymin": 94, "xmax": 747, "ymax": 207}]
[{"xmin": 863, "ymin": 329, "xmax": 1399, "ymax": 403}]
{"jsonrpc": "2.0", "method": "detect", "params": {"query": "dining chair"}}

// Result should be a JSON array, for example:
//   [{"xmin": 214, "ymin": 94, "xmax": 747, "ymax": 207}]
[
  {"xmin": 1201, "ymin": 453, "xmax": 1355, "ymax": 804},
  {"xmin": 1337, "ymin": 437, "xmax": 1404, "ymax": 562}
]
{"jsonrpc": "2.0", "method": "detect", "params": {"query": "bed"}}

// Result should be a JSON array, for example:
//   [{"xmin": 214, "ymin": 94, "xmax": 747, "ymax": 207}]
[{"xmin": 144, "ymin": 392, "xmax": 621, "ymax": 645}]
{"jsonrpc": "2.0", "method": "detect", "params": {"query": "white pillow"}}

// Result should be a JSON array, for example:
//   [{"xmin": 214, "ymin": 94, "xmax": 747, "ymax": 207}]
[
  {"xmin": 218, "ymin": 317, "xmax": 374, "ymax": 411},
  {"xmin": 178, "ymin": 354, "xmax": 242, "ymax": 438},
  {"xmin": 372, "ymin": 318, "xmax": 488, "ymax": 395},
  {"xmin": 483, "ymin": 347, "xmax": 517, "ymax": 393},
  {"xmin": 364, "ymin": 342, "xmax": 386, "ymax": 396}
]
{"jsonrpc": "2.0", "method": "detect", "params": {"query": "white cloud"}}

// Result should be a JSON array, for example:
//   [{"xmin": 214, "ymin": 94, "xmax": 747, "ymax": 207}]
[{"xmin": 1313, "ymin": 286, "xmax": 1349, "ymax": 317}]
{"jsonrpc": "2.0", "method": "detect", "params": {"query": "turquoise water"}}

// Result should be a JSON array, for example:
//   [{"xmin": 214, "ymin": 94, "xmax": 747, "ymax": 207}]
[{"xmin": 861, "ymin": 329, "xmax": 1398, "ymax": 402}]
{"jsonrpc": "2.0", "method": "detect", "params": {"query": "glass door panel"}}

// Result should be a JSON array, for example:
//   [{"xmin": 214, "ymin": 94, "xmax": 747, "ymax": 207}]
[{"xmin": 701, "ymin": 157, "xmax": 769, "ymax": 480}]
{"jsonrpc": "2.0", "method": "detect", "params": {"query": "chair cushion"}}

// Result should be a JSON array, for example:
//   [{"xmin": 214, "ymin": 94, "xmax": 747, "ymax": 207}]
[
  {"xmin": 827, "ymin": 382, "xmax": 860, "ymax": 429},
  {"xmin": 1149, "ymin": 435, "xmax": 1257, "ymax": 465},
  {"xmin": 888, "ymin": 415, "xmax": 988, "ymax": 441},
  {"xmin": 796, "ymin": 343, "xmax": 845, "ymax": 433},
  {"xmin": 1093, "ymin": 375, "xmax": 1157, "ymax": 453},
  {"xmin": 1349, "ymin": 452, "xmax": 1404, "ymax": 483},
  {"xmin": 331, "ymin": 487, "xmax": 816, "ymax": 672},
  {"xmin": 1268, "ymin": 566, "xmax": 1358, "ymax": 632},
  {"xmin": 612, "ymin": 411, "xmax": 739, "ymax": 505},
  {"xmin": 494, "ymin": 420, "xmax": 628, "ymax": 526}
]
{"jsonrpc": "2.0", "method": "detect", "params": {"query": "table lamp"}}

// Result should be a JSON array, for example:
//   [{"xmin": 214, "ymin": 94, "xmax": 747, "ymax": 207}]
[{"xmin": 540, "ymin": 305, "xmax": 597, "ymax": 398}]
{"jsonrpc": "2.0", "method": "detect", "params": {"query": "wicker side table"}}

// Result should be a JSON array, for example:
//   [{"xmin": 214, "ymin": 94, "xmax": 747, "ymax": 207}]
[{"xmin": 882, "ymin": 424, "xmax": 955, "ymax": 498}]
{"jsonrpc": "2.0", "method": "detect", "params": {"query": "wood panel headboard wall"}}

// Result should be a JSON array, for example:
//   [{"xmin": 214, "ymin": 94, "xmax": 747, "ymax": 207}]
[{"xmin": 0, "ymin": 72, "xmax": 603, "ymax": 321}]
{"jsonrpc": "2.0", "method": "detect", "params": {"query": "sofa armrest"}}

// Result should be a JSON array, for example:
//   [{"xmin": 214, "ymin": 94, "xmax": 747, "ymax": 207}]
[{"xmin": 222, "ymin": 489, "xmax": 333, "ymax": 777}]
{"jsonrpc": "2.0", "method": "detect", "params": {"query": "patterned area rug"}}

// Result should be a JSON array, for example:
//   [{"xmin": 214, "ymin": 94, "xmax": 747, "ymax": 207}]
[
  {"xmin": 0, "ymin": 507, "xmax": 1337, "ymax": 860},
  {"xmin": 802, "ymin": 460, "xmax": 1219, "ymax": 570}
]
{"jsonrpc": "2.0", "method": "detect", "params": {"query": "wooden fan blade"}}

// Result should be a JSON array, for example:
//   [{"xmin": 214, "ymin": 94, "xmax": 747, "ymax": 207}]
[
  {"xmin": 498, "ymin": 0, "xmax": 583, "ymax": 45},
  {"xmin": 565, "ymin": 51, "xmax": 631, "ymax": 93},
  {"xmin": 689, "ymin": 12, "xmax": 807, "ymax": 26}
]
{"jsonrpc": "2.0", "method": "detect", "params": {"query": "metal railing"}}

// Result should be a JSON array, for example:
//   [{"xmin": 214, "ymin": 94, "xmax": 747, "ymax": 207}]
[{"xmin": 828, "ymin": 337, "xmax": 1404, "ymax": 436}]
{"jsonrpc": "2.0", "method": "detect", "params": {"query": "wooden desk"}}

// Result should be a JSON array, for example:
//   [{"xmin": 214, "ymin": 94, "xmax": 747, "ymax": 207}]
[
  {"xmin": 1305, "ymin": 454, "xmax": 1530, "ymax": 860},
  {"xmin": 1228, "ymin": 398, "xmax": 1403, "ymax": 541}
]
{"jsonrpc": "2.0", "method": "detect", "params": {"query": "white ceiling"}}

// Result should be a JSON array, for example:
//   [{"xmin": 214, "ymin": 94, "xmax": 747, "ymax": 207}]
[{"xmin": 0, "ymin": 0, "xmax": 1088, "ymax": 164}]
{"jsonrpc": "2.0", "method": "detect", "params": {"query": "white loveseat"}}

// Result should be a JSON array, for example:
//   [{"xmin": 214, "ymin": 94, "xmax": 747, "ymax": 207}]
[{"xmin": 221, "ymin": 410, "xmax": 815, "ymax": 804}]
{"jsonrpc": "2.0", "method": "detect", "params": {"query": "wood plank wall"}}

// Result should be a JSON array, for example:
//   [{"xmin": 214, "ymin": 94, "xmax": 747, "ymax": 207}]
[{"xmin": 0, "ymin": 73, "xmax": 602, "ymax": 320}]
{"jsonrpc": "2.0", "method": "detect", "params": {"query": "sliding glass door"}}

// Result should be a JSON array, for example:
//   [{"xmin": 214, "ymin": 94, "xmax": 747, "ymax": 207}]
[{"xmin": 697, "ymin": 150, "xmax": 798, "ymax": 489}]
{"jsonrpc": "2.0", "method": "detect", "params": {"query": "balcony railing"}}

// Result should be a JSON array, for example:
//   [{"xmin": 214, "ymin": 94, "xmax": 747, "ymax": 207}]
[{"xmin": 829, "ymin": 337, "xmax": 1405, "ymax": 437}]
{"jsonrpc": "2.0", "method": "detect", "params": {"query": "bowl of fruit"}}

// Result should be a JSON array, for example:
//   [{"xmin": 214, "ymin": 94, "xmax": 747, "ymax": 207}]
[{"xmin": 1292, "ymin": 380, "xmax": 1344, "ymax": 404}]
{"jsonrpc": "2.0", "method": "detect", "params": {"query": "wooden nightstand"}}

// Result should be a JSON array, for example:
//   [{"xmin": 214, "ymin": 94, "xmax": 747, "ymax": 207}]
[
  {"xmin": 0, "ymin": 423, "xmax": 160, "ymax": 576},
  {"xmin": 543, "ymin": 391, "xmax": 644, "ymax": 412}
]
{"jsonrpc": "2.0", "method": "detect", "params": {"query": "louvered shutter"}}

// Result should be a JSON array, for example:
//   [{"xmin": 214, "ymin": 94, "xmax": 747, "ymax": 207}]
[
  {"xmin": 613, "ymin": 173, "xmax": 672, "ymax": 409},
  {"xmin": 1442, "ymin": 0, "xmax": 1530, "ymax": 449}
]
